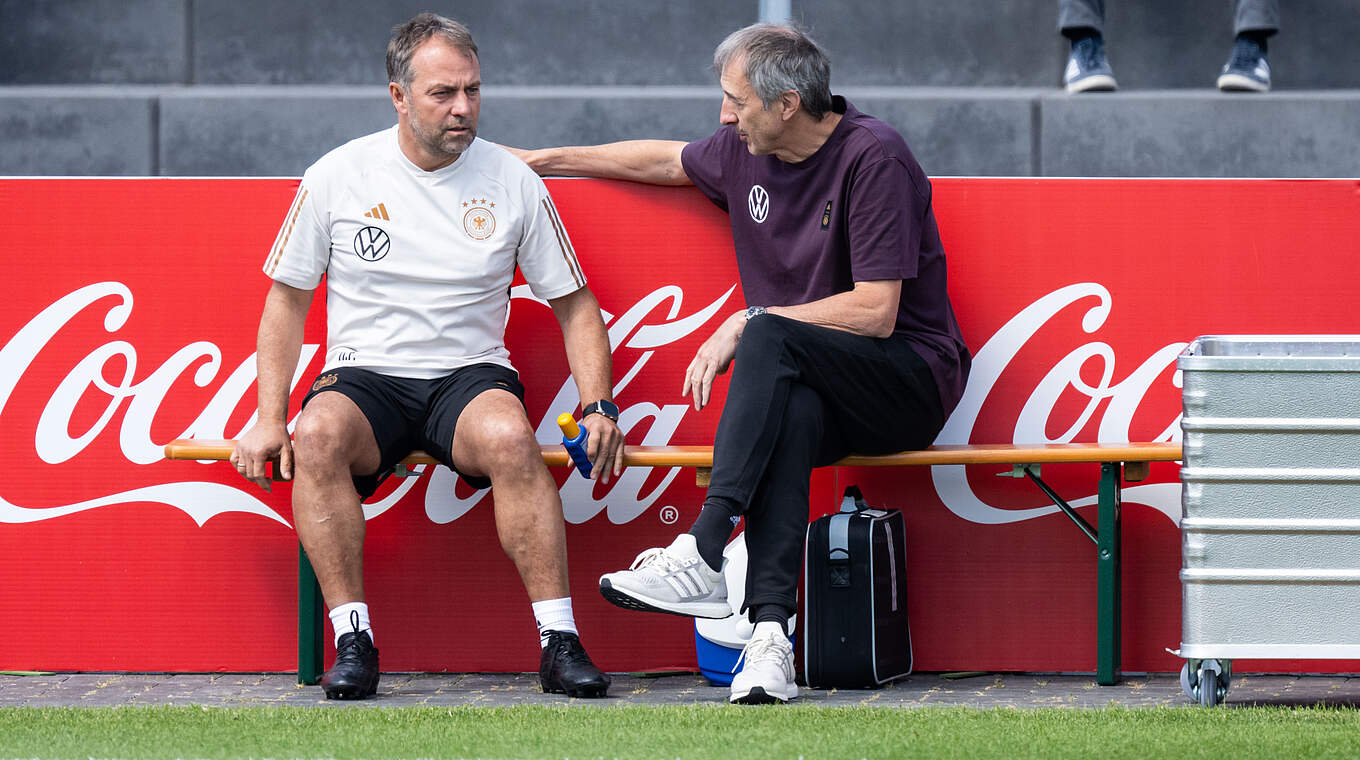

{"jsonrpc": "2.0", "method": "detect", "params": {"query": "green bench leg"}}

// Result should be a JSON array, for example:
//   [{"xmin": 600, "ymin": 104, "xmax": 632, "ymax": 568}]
[
  {"xmin": 1096, "ymin": 462, "xmax": 1122, "ymax": 685},
  {"xmin": 298, "ymin": 543, "xmax": 324, "ymax": 685}
]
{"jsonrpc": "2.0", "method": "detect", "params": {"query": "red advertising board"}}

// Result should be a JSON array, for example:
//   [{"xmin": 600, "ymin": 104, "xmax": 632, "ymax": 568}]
[{"xmin": 2, "ymin": 177, "xmax": 1358, "ymax": 674}]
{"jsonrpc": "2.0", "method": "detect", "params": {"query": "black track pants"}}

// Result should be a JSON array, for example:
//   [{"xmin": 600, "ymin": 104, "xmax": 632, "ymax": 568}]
[{"xmin": 704, "ymin": 314, "xmax": 948, "ymax": 613}]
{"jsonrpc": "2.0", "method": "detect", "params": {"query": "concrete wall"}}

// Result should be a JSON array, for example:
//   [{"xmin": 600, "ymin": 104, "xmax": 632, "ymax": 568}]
[
  {"xmin": 0, "ymin": 0, "xmax": 751, "ymax": 85},
  {"xmin": 2, "ymin": 0, "xmax": 1357, "ymax": 177},
  {"xmin": 0, "ymin": 1, "xmax": 188, "ymax": 84},
  {"xmin": 5, "ymin": 0, "xmax": 1355, "ymax": 88}
]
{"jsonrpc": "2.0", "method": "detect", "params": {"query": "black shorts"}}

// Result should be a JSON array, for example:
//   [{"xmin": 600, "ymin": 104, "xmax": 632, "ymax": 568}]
[{"xmin": 300, "ymin": 364, "xmax": 526, "ymax": 499}]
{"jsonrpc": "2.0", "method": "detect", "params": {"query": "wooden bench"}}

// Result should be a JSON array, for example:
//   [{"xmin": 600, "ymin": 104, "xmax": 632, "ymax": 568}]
[{"xmin": 164, "ymin": 438, "xmax": 1182, "ymax": 686}]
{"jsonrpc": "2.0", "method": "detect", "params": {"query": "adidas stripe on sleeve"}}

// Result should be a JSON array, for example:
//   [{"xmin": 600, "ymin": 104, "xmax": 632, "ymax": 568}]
[
  {"xmin": 516, "ymin": 181, "xmax": 586, "ymax": 302},
  {"xmin": 263, "ymin": 174, "xmax": 330, "ymax": 289}
]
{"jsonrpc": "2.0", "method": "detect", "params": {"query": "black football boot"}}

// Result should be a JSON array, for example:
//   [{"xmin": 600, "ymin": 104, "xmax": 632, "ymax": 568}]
[
  {"xmin": 320, "ymin": 611, "xmax": 380, "ymax": 700},
  {"xmin": 539, "ymin": 630, "xmax": 610, "ymax": 698}
]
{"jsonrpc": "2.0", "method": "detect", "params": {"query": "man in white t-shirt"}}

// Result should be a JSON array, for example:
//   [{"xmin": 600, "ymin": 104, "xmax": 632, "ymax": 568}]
[{"xmin": 232, "ymin": 13, "xmax": 623, "ymax": 700}]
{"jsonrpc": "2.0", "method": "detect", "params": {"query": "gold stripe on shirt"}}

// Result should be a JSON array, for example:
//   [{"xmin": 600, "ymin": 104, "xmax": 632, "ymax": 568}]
[
  {"xmin": 541, "ymin": 197, "xmax": 584, "ymax": 287},
  {"xmin": 265, "ymin": 188, "xmax": 310, "ymax": 276},
  {"xmin": 267, "ymin": 187, "xmax": 306, "ymax": 257}
]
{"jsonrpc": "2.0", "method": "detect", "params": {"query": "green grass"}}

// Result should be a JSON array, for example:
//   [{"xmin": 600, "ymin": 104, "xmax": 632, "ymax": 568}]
[{"xmin": 4, "ymin": 704, "xmax": 1360, "ymax": 759}]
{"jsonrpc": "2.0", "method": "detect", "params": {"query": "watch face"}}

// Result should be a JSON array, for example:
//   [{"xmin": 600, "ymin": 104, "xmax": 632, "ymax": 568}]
[{"xmin": 587, "ymin": 400, "xmax": 619, "ymax": 421}]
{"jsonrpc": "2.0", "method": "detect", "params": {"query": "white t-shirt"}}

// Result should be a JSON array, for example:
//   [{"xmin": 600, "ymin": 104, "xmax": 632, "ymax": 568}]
[{"xmin": 264, "ymin": 127, "xmax": 586, "ymax": 378}]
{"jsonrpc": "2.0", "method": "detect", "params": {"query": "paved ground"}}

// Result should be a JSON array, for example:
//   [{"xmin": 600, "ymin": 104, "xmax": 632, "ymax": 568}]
[{"xmin": 5, "ymin": 671, "xmax": 1360, "ymax": 709}]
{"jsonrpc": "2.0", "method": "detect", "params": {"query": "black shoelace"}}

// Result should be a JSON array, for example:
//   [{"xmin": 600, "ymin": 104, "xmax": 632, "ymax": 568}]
[
  {"xmin": 549, "ymin": 633, "xmax": 591, "ymax": 666},
  {"xmin": 336, "ymin": 610, "xmax": 370, "ymax": 662}
]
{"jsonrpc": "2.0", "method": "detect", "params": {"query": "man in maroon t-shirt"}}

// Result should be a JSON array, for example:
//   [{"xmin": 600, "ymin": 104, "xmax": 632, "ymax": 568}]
[{"xmin": 511, "ymin": 23, "xmax": 970, "ymax": 704}]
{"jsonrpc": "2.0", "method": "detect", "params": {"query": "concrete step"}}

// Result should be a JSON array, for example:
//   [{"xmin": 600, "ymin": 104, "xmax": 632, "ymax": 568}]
[
  {"xmin": 155, "ymin": 86, "xmax": 720, "ymax": 176},
  {"xmin": 1, "ymin": 86, "xmax": 1356, "ymax": 178},
  {"xmin": 0, "ymin": 88, "xmax": 157, "ymax": 175},
  {"xmin": 1040, "ymin": 91, "xmax": 1360, "ymax": 177}
]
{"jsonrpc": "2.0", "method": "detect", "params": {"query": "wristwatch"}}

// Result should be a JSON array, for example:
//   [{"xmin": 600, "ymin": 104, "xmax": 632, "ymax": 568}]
[
  {"xmin": 582, "ymin": 399, "xmax": 620, "ymax": 422},
  {"xmin": 744, "ymin": 306, "xmax": 768, "ymax": 320}
]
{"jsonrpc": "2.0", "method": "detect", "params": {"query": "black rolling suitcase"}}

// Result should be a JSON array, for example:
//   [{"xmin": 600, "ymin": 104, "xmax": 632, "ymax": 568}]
[{"xmin": 802, "ymin": 486, "xmax": 912, "ymax": 688}]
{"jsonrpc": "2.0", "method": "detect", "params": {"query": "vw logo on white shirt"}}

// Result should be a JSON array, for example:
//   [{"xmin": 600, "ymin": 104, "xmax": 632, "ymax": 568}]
[
  {"xmin": 747, "ymin": 184, "xmax": 769, "ymax": 224},
  {"xmin": 354, "ymin": 226, "xmax": 390, "ymax": 261}
]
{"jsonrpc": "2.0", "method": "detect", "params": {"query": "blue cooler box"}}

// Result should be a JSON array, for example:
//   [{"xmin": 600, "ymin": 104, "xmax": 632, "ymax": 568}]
[{"xmin": 692, "ymin": 532, "xmax": 794, "ymax": 686}]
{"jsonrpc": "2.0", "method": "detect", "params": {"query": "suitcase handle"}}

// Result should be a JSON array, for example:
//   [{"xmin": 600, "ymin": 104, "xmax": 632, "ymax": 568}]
[
  {"xmin": 829, "ymin": 486, "xmax": 869, "ymax": 587},
  {"xmin": 840, "ymin": 485, "xmax": 867, "ymax": 513},
  {"xmin": 829, "ymin": 516, "xmax": 852, "ymax": 586}
]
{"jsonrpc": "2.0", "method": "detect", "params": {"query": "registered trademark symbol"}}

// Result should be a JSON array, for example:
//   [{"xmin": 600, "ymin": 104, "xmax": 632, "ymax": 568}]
[{"xmin": 659, "ymin": 505, "xmax": 679, "ymax": 525}]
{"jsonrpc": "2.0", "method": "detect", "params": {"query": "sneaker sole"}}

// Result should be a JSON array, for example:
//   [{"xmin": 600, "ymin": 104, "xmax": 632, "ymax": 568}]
[
  {"xmin": 1065, "ymin": 74, "xmax": 1118, "ymax": 94},
  {"xmin": 1217, "ymin": 73, "xmax": 1269, "ymax": 92},
  {"xmin": 729, "ymin": 685, "xmax": 795, "ymax": 705},
  {"xmin": 542, "ymin": 680, "xmax": 611, "ymax": 698},
  {"xmin": 322, "ymin": 675, "xmax": 380, "ymax": 700},
  {"xmin": 599, "ymin": 578, "xmax": 732, "ymax": 619}
]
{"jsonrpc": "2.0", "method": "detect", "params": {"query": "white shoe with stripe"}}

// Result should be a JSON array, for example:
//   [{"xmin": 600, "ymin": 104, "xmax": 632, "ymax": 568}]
[
  {"xmin": 729, "ymin": 623, "xmax": 797, "ymax": 704},
  {"xmin": 598, "ymin": 534, "xmax": 730, "ymax": 618}
]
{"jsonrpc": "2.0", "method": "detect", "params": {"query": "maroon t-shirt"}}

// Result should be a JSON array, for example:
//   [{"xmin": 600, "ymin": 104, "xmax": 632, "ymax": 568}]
[{"xmin": 680, "ymin": 96, "xmax": 970, "ymax": 413}]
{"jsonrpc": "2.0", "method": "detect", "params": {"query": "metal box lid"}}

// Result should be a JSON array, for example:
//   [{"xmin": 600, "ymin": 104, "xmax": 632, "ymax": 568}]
[{"xmin": 1179, "ymin": 335, "xmax": 1360, "ymax": 372}]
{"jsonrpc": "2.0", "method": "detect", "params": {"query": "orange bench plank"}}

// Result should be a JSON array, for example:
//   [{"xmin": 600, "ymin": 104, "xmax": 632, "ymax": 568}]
[{"xmin": 164, "ymin": 439, "xmax": 1181, "ymax": 468}]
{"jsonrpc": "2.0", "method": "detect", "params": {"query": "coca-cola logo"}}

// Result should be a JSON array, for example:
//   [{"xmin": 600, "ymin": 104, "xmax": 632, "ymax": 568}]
[
  {"xmin": 933, "ymin": 282, "xmax": 1183, "ymax": 526},
  {"xmin": 0, "ymin": 281, "xmax": 732, "ymax": 527},
  {"xmin": 0, "ymin": 280, "xmax": 1183, "ymax": 528}
]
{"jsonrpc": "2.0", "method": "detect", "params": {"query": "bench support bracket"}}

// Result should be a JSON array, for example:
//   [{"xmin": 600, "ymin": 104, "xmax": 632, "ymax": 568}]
[{"xmin": 1021, "ymin": 465, "xmax": 1098, "ymax": 545}]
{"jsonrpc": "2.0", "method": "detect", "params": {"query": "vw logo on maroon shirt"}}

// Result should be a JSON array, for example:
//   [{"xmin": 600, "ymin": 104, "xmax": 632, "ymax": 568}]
[{"xmin": 747, "ymin": 184, "xmax": 769, "ymax": 224}]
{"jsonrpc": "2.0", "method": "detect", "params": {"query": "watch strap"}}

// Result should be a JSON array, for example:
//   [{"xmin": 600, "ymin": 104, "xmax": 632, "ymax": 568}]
[{"xmin": 582, "ymin": 399, "xmax": 620, "ymax": 422}]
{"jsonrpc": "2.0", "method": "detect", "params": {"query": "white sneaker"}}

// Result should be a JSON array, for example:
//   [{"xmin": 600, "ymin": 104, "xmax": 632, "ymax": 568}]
[
  {"xmin": 598, "ymin": 534, "xmax": 730, "ymax": 618},
  {"xmin": 729, "ymin": 623, "xmax": 797, "ymax": 704}
]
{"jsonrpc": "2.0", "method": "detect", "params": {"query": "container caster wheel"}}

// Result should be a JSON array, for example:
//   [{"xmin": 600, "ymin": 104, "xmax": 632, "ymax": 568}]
[
  {"xmin": 1191, "ymin": 660, "xmax": 1234, "ymax": 706},
  {"xmin": 1197, "ymin": 662, "xmax": 1220, "ymax": 706}
]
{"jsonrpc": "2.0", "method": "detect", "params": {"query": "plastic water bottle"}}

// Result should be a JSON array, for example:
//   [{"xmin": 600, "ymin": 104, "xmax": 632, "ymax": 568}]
[{"xmin": 557, "ymin": 413, "xmax": 592, "ymax": 479}]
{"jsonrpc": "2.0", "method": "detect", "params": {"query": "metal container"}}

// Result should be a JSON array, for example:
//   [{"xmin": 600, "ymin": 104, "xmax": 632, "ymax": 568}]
[{"xmin": 1177, "ymin": 336, "xmax": 1360, "ymax": 704}]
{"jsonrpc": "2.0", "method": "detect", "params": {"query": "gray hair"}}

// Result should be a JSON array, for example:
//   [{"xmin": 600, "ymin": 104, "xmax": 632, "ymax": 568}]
[
  {"xmin": 712, "ymin": 23, "xmax": 832, "ymax": 118},
  {"xmin": 386, "ymin": 13, "xmax": 479, "ymax": 90}
]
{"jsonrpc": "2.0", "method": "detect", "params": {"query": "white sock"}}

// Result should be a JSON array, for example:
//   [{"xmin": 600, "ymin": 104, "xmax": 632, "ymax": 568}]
[
  {"xmin": 753, "ymin": 621, "xmax": 787, "ymax": 641},
  {"xmin": 532, "ymin": 597, "xmax": 578, "ymax": 648},
  {"xmin": 329, "ymin": 601, "xmax": 373, "ymax": 647}
]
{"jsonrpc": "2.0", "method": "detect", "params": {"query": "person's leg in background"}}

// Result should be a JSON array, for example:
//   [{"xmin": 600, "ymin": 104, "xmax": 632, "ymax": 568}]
[
  {"xmin": 1059, "ymin": 0, "xmax": 1118, "ymax": 92},
  {"xmin": 1219, "ymin": 0, "xmax": 1279, "ymax": 91}
]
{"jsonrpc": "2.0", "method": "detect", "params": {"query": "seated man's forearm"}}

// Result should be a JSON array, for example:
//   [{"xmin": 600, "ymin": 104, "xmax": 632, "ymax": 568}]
[
  {"xmin": 766, "ymin": 281, "xmax": 903, "ymax": 339},
  {"xmin": 518, "ymin": 141, "xmax": 691, "ymax": 185}
]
